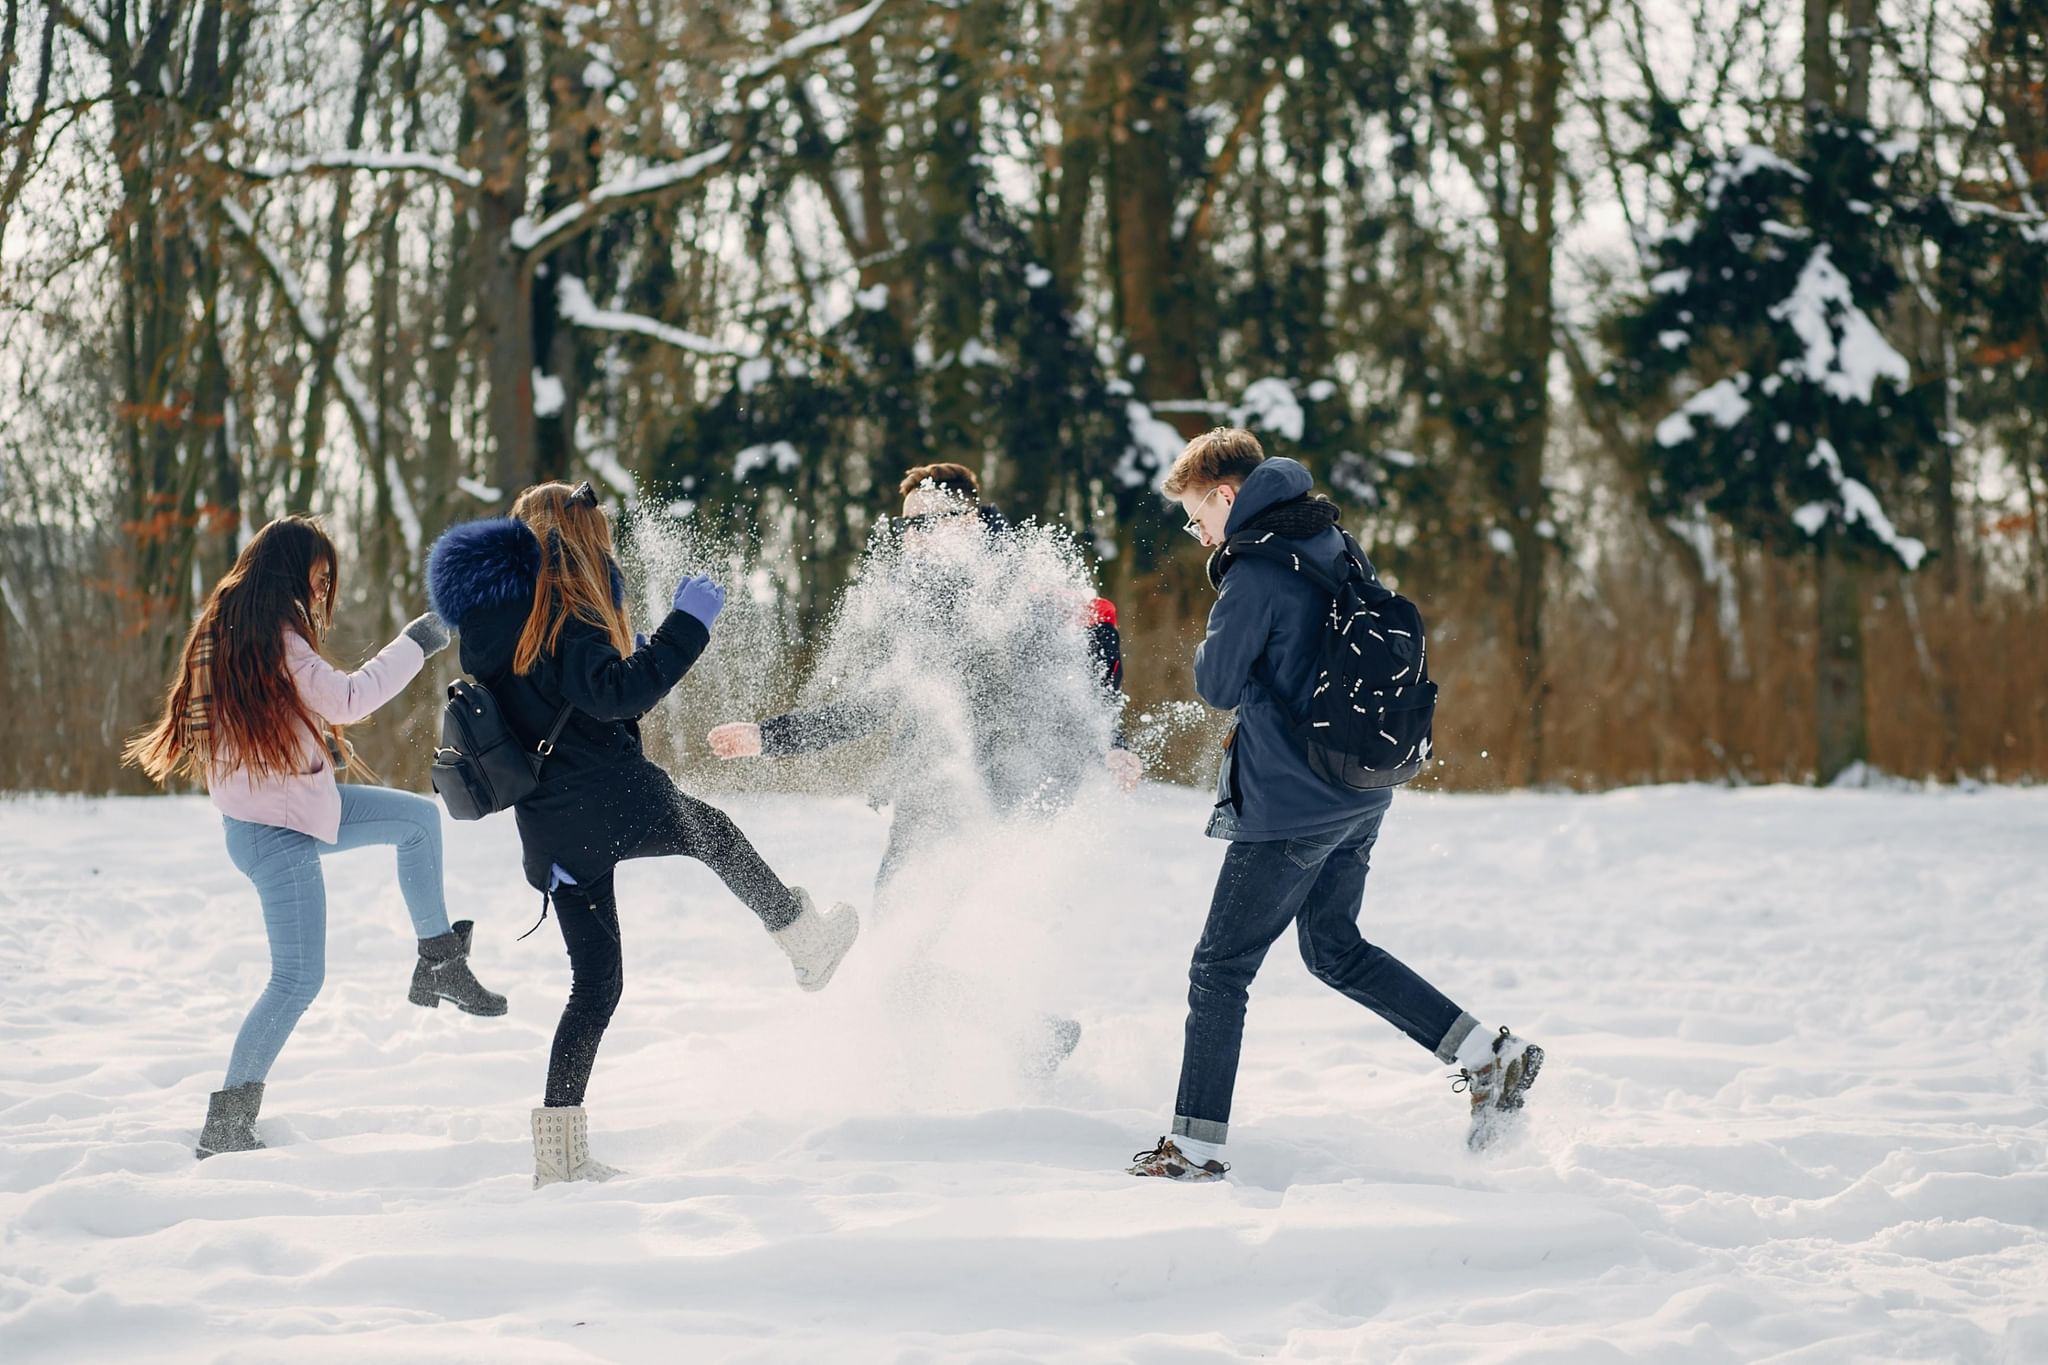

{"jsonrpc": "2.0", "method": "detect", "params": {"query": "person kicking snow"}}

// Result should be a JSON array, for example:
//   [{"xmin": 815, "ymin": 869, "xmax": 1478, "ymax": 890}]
[{"xmin": 1128, "ymin": 429, "xmax": 1542, "ymax": 1182}]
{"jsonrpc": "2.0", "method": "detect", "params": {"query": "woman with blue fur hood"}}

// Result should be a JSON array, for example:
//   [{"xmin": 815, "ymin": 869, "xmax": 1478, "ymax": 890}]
[{"xmin": 426, "ymin": 481, "xmax": 860, "ymax": 1187}]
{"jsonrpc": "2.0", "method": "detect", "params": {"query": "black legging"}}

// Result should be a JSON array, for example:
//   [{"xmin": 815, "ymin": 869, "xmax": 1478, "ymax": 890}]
[{"xmin": 543, "ymin": 789, "xmax": 802, "ymax": 1108}]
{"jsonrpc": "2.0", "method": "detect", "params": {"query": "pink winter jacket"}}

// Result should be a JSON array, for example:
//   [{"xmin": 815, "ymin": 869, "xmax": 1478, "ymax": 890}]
[{"xmin": 207, "ymin": 630, "xmax": 427, "ymax": 842}]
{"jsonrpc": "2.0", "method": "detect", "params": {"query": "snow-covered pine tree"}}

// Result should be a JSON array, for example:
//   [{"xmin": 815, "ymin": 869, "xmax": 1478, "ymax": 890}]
[{"xmin": 1612, "ymin": 116, "xmax": 1941, "ymax": 783}]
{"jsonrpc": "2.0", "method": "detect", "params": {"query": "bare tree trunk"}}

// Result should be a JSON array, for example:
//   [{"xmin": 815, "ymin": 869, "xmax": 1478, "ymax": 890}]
[
  {"xmin": 0, "ymin": 0, "xmax": 57, "ymax": 258},
  {"xmin": 1803, "ymin": 0, "xmax": 1835, "ymax": 113},
  {"xmin": 1814, "ymin": 540, "xmax": 1868, "ymax": 781},
  {"xmin": 925, "ymin": 1, "xmax": 997, "ymax": 464},
  {"xmin": 1494, "ymin": 0, "xmax": 1566, "ymax": 785},
  {"xmin": 533, "ymin": 7, "xmax": 600, "ymax": 483},
  {"xmin": 467, "ymin": 12, "xmax": 537, "ymax": 508},
  {"xmin": 1805, "ymin": 0, "xmax": 1876, "ymax": 783},
  {"xmin": 421, "ymin": 81, "xmax": 479, "ymax": 528},
  {"xmin": 1103, "ymin": 0, "xmax": 1204, "ymax": 414},
  {"xmin": 289, "ymin": 0, "xmax": 387, "ymax": 512}
]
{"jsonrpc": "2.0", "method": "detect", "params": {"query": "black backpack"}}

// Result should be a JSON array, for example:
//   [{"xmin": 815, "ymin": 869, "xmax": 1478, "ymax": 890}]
[
  {"xmin": 429, "ymin": 678, "xmax": 574, "ymax": 821},
  {"xmin": 1220, "ymin": 529, "xmax": 1438, "ymax": 789}
]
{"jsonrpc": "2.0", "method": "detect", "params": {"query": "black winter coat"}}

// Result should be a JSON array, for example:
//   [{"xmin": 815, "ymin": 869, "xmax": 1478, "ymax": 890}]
[{"xmin": 426, "ymin": 516, "xmax": 708, "ymax": 889}]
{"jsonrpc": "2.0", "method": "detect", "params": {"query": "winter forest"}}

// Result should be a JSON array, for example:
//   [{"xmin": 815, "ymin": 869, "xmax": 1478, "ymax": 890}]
[
  {"xmin": 5, "ymin": 4, "xmax": 2048, "ymax": 1360},
  {"xmin": 2, "ymin": 0, "xmax": 2044, "ymax": 795}
]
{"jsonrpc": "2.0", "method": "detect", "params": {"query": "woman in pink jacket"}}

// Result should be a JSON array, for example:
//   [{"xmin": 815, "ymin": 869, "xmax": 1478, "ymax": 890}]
[{"xmin": 127, "ymin": 515, "xmax": 507, "ymax": 1158}]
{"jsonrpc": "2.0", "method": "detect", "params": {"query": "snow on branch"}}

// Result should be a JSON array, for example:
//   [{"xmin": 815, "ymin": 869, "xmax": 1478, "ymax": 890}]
[
  {"xmin": 1793, "ymin": 439, "xmax": 1927, "ymax": 570},
  {"xmin": 220, "ymin": 200, "xmax": 325, "ymax": 343},
  {"xmin": 737, "ymin": 0, "xmax": 888, "ymax": 81},
  {"xmin": 1655, "ymin": 375, "xmax": 1752, "ymax": 448},
  {"xmin": 1768, "ymin": 247, "xmax": 1911, "ymax": 405},
  {"xmin": 236, "ymin": 149, "xmax": 483, "ymax": 190},
  {"xmin": 1115, "ymin": 399, "xmax": 1187, "ymax": 491},
  {"xmin": 555, "ymin": 275, "xmax": 756, "ymax": 359},
  {"xmin": 384, "ymin": 456, "xmax": 421, "ymax": 559},
  {"xmin": 512, "ymin": 142, "xmax": 735, "ymax": 257},
  {"xmin": 219, "ymin": 199, "xmax": 381, "ymax": 452}
]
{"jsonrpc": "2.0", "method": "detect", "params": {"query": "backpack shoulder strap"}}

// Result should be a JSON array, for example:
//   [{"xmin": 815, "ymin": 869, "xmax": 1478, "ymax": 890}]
[
  {"xmin": 535, "ymin": 702, "xmax": 575, "ymax": 758},
  {"xmin": 1220, "ymin": 531, "xmax": 1366, "ymax": 600}
]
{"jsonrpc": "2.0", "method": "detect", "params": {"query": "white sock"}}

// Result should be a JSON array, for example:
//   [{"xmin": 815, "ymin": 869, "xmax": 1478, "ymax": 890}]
[
  {"xmin": 1174, "ymin": 1134, "xmax": 1224, "ymax": 1165},
  {"xmin": 1454, "ymin": 1025, "xmax": 1498, "ymax": 1071}
]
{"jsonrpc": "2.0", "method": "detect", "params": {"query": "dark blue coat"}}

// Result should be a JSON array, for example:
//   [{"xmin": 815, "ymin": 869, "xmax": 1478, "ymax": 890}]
[
  {"xmin": 426, "ymin": 516, "xmax": 708, "ymax": 889},
  {"xmin": 1195, "ymin": 458, "xmax": 1394, "ymax": 841}
]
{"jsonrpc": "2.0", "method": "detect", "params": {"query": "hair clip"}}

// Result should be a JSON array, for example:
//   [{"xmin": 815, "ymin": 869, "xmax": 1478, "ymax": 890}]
[{"xmin": 569, "ymin": 481, "xmax": 598, "ymax": 509}]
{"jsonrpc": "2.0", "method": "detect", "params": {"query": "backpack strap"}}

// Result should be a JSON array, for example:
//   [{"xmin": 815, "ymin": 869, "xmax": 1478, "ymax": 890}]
[
  {"xmin": 534, "ymin": 702, "xmax": 575, "ymax": 762},
  {"xmin": 1219, "ymin": 530, "xmax": 1383, "ymax": 601}
]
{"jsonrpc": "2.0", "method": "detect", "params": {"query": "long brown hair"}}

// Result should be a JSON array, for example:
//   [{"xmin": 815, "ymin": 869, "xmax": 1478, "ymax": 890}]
[
  {"xmin": 125, "ymin": 516, "xmax": 343, "ymax": 785},
  {"xmin": 511, "ymin": 482, "xmax": 635, "ymax": 675}
]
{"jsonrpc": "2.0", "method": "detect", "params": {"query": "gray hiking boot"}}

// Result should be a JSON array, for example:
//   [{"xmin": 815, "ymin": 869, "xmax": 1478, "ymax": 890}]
[
  {"xmin": 1023, "ymin": 1016, "xmax": 1083, "ymax": 1079},
  {"xmin": 1456, "ymin": 1026, "xmax": 1545, "ymax": 1151},
  {"xmin": 411, "ymin": 919, "xmax": 508, "ymax": 1016},
  {"xmin": 1127, "ymin": 1136, "xmax": 1229, "ymax": 1182},
  {"xmin": 195, "ymin": 1081, "xmax": 266, "ymax": 1159}
]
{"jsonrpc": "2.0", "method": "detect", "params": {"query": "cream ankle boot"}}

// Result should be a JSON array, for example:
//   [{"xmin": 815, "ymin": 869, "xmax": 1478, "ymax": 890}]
[{"xmin": 531, "ymin": 1105, "xmax": 624, "ymax": 1188}]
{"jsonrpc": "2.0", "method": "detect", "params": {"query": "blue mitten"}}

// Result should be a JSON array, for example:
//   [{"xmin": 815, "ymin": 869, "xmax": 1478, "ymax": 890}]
[{"xmin": 672, "ymin": 575, "xmax": 726, "ymax": 630}]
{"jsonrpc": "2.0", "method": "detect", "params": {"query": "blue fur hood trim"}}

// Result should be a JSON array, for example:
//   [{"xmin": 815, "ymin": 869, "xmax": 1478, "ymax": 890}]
[
  {"xmin": 426, "ymin": 515, "xmax": 629, "ymax": 625},
  {"xmin": 427, "ymin": 517, "xmax": 540, "ymax": 625}
]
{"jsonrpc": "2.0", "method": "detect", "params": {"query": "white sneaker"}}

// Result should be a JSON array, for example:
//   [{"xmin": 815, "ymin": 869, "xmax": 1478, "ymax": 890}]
[
  {"xmin": 531, "ymin": 1106, "xmax": 625, "ymax": 1189},
  {"xmin": 771, "ymin": 889, "xmax": 860, "ymax": 992}
]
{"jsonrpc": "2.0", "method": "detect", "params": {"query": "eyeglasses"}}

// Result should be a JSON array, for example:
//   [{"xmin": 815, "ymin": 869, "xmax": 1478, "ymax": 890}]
[
  {"xmin": 568, "ymin": 481, "xmax": 598, "ymax": 509},
  {"xmin": 1183, "ymin": 486, "xmax": 1226, "ymax": 541},
  {"xmin": 894, "ymin": 506, "xmax": 975, "ymax": 536}
]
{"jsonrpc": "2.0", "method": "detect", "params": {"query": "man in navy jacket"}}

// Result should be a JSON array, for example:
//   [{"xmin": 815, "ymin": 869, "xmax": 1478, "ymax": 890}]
[{"xmin": 1128, "ymin": 429, "xmax": 1543, "ymax": 1181}]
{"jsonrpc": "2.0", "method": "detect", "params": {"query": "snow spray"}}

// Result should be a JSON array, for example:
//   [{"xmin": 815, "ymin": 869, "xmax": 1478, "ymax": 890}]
[{"xmin": 614, "ymin": 496, "xmax": 1132, "ymax": 1105}]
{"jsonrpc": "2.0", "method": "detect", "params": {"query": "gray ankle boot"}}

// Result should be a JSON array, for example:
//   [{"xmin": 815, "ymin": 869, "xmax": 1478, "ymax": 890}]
[
  {"xmin": 531, "ymin": 1106, "xmax": 624, "ymax": 1189},
  {"xmin": 411, "ymin": 919, "xmax": 508, "ymax": 1016},
  {"xmin": 195, "ymin": 1082, "xmax": 265, "ymax": 1159}
]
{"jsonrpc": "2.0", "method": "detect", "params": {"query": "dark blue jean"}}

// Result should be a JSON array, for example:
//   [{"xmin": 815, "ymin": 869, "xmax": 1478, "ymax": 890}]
[{"xmin": 1172, "ymin": 801, "xmax": 1477, "ymax": 1145}]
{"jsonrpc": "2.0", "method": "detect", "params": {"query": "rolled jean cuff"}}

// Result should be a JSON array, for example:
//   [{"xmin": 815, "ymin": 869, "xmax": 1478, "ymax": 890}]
[
  {"xmin": 1172, "ymin": 1114, "xmax": 1228, "ymax": 1146},
  {"xmin": 1433, "ymin": 1011, "xmax": 1482, "ymax": 1065}
]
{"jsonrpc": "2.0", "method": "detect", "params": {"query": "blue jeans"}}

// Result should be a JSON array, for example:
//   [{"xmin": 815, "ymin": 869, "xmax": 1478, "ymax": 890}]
[
  {"xmin": 1172, "ymin": 801, "xmax": 1478, "ymax": 1145},
  {"xmin": 220, "ymin": 785, "xmax": 453, "ymax": 1088}
]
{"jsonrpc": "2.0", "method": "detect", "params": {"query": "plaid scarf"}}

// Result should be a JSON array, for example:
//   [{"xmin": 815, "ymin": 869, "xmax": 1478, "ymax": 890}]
[
  {"xmin": 185, "ymin": 621, "xmax": 361, "ymax": 781},
  {"xmin": 184, "ymin": 629, "xmax": 217, "ymax": 773}
]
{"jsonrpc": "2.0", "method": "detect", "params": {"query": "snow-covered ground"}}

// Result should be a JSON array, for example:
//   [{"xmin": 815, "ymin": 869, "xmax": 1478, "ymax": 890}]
[{"xmin": 1, "ymin": 783, "xmax": 2043, "ymax": 1362}]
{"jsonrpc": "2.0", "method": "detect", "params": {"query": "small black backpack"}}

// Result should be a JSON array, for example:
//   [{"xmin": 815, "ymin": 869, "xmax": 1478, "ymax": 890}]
[
  {"xmin": 429, "ymin": 679, "xmax": 573, "ymax": 821},
  {"xmin": 1220, "ymin": 529, "xmax": 1438, "ymax": 789}
]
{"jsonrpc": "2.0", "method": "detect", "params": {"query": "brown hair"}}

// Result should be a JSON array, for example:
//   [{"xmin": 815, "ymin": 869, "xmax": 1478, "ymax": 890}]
[
  {"xmin": 125, "ymin": 515, "xmax": 346, "ymax": 785},
  {"xmin": 897, "ymin": 462, "xmax": 981, "ymax": 500},
  {"xmin": 510, "ymin": 482, "xmax": 636, "ymax": 675},
  {"xmin": 1162, "ymin": 427, "xmax": 1266, "ymax": 497}
]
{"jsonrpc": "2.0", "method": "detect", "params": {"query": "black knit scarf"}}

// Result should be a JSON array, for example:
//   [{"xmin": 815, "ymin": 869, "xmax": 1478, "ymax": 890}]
[{"xmin": 1206, "ymin": 495, "xmax": 1342, "ymax": 588}]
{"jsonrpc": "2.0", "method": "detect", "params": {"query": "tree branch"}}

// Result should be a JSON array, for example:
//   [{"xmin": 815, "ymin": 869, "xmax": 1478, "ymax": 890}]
[
  {"xmin": 0, "ymin": 0, "xmax": 56, "ymax": 256},
  {"xmin": 1184, "ymin": 58, "xmax": 1290, "ymax": 248},
  {"xmin": 554, "ymin": 273, "xmax": 756, "ymax": 358},
  {"xmin": 232, "ymin": 147, "xmax": 484, "ymax": 189},
  {"xmin": 513, "ymin": 0, "xmax": 896, "ymax": 265},
  {"xmin": 217, "ymin": 198, "xmax": 380, "ymax": 453}
]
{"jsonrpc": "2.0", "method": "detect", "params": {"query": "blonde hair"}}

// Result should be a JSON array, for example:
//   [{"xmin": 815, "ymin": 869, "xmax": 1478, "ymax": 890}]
[
  {"xmin": 510, "ymin": 483, "xmax": 636, "ymax": 675},
  {"xmin": 1162, "ymin": 427, "xmax": 1266, "ymax": 497}
]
